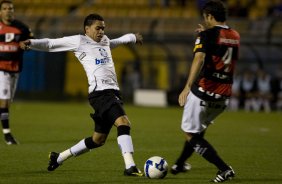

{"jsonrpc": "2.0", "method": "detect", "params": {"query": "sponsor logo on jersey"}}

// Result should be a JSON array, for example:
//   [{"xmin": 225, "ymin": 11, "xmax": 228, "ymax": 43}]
[
  {"xmin": 195, "ymin": 37, "xmax": 200, "ymax": 44},
  {"xmin": 101, "ymin": 79, "xmax": 115, "ymax": 85},
  {"xmin": 95, "ymin": 57, "xmax": 110, "ymax": 65},
  {"xmin": 0, "ymin": 45, "xmax": 18, "ymax": 51},
  {"xmin": 96, "ymin": 48, "xmax": 110, "ymax": 65},
  {"xmin": 198, "ymin": 86, "xmax": 222, "ymax": 99},
  {"xmin": 193, "ymin": 44, "xmax": 202, "ymax": 52},
  {"xmin": 79, "ymin": 52, "xmax": 86, "ymax": 60},
  {"xmin": 219, "ymin": 38, "xmax": 239, "ymax": 45},
  {"xmin": 99, "ymin": 48, "xmax": 108, "ymax": 57},
  {"xmin": 193, "ymin": 37, "xmax": 202, "ymax": 52},
  {"xmin": 5, "ymin": 33, "xmax": 15, "ymax": 42}
]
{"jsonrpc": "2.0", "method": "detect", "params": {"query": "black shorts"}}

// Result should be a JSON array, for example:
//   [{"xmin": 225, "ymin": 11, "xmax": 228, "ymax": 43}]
[{"xmin": 88, "ymin": 89, "xmax": 126, "ymax": 134}]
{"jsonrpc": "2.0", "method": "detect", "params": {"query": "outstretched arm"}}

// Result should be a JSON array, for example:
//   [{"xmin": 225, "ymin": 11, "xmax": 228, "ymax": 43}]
[
  {"xmin": 110, "ymin": 33, "xmax": 143, "ymax": 49},
  {"xmin": 20, "ymin": 35, "xmax": 80, "ymax": 52}
]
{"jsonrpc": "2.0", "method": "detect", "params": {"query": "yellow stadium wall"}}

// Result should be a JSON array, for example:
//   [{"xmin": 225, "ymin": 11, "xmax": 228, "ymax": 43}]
[{"xmin": 64, "ymin": 52, "xmax": 88, "ymax": 97}]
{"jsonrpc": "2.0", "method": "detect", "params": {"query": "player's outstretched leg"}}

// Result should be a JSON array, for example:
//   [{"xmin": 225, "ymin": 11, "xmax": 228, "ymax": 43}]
[{"xmin": 47, "ymin": 137, "xmax": 101, "ymax": 171}]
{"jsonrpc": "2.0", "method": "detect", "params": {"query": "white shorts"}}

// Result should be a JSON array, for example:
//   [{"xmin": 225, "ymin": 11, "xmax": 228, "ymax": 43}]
[
  {"xmin": 181, "ymin": 92, "xmax": 228, "ymax": 133},
  {"xmin": 0, "ymin": 71, "xmax": 19, "ymax": 100}
]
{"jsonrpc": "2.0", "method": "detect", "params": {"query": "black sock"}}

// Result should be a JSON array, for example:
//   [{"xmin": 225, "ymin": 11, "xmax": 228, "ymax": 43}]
[
  {"xmin": 189, "ymin": 135, "xmax": 230, "ymax": 171},
  {"xmin": 0, "ymin": 108, "xmax": 9, "ymax": 131},
  {"xmin": 117, "ymin": 125, "xmax": 130, "ymax": 136},
  {"xmin": 175, "ymin": 141, "xmax": 194, "ymax": 166},
  {"xmin": 84, "ymin": 137, "xmax": 102, "ymax": 149}
]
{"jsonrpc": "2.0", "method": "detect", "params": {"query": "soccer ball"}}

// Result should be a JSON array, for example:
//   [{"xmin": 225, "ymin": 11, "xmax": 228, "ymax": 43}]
[{"xmin": 144, "ymin": 156, "xmax": 168, "ymax": 179}]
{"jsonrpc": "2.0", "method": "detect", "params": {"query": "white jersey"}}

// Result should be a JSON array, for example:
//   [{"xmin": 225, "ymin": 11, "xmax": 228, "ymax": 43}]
[{"xmin": 29, "ymin": 34, "xmax": 136, "ymax": 93}]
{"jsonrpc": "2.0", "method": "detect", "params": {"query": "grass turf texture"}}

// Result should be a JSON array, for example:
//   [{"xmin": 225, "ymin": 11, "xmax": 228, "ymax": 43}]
[{"xmin": 0, "ymin": 101, "xmax": 281, "ymax": 184}]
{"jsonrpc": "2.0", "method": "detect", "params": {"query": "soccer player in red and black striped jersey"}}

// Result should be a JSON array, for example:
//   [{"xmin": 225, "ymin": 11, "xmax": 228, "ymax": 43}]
[
  {"xmin": 171, "ymin": 0, "xmax": 240, "ymax": 182},
  {"xmin": 0, "ymin": 0, "xmax": 33, "ymax": 144}
]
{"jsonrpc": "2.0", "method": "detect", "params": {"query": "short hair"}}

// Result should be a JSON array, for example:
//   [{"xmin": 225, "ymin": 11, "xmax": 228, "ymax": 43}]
[
  {"xmin": 202, "ymin": 0, "xmax": 227, "ymax": 22},
  {"xmin": 83, "ymin": 13, "xmax": 104, "ymax": 32},
  {"xmin": 0, "ymin": 0, "xmax": 13, "ymax": 8}
]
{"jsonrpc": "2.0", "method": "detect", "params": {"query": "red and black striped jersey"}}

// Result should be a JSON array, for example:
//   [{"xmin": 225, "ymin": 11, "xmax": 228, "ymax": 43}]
[
  {"xmin": 192, "ymin": 25, "xmax": 240, "ymax": 101},
  {"xmin": 0, "ymin": 20, "xmax": 33, "ymax": 72}
]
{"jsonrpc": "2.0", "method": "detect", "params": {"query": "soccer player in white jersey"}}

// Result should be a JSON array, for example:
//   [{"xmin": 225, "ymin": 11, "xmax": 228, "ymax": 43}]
[{"xmin": 20, "ymin": 13, "xmax": 143, "ymax": 176}]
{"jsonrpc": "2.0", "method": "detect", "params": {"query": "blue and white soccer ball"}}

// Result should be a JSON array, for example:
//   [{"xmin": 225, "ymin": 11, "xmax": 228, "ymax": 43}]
[{"xmin": 144, "ymin": 156, "xmax": 168, "ymax": 179}]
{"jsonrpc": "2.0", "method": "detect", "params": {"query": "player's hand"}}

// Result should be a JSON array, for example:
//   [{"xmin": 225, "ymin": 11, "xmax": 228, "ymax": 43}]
[
  {"xmin": 135, "ymin": 33, "xmax": 143, "ymax": 45},
  {"xmin": 195, "ymin": 24, "xmax": 205, "ymax": 33},
  {"xmin": 178, "ymin": 87, "xmax": 190, "ymax": 107},
  {"xmin": 19, "ymin": 40, "xmax": 31, "ymax": 50}
]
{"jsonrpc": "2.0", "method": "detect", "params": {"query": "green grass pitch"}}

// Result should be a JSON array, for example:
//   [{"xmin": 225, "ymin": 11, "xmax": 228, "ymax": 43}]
[{"xmin": 0, "ymin": 101, "xmax": 281, "ymax": 184}]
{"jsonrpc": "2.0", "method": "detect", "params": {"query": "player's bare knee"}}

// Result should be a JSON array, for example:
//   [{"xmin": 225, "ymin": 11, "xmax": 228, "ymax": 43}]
[
  {"xmin": 115, "ymin": 115, "xmax": 130, "ymax": 127},
  {"xmin": 185, "ymin": 132, "xmax": 196, "ymax": 141}
]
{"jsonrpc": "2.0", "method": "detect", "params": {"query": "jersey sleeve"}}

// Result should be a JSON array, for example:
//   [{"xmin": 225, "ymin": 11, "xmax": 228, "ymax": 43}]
[
  {"xmin": 193, "ymin": 31, "xmax": 207, "ymax": 54},
  {"xmin": 110, "ymin": 33, "xmax": 136, "ymax": 49},
  {"xmin": 30, "ymin": 35, "xmax": 80, "ymax": 52}
]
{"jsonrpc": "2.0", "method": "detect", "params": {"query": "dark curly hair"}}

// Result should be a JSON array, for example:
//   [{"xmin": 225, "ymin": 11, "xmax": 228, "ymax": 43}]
[
  {"xmin": 202, "ymin": 0, "xmax": 227, "ymax": 22},
  {"xmin": 83, "ymin": 13, "xmax": 104, "ymax": 32}
]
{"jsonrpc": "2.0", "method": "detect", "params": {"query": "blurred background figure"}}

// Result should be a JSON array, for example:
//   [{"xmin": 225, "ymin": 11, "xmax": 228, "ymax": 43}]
[
  {"xmin": 256, "ymin": 69, "xmax": 272, "ymax": 112},
  {"xmin": 228, "ymin": 70, "xmax": 241, "ymax": 111},
  {"xmin": 241, "ymin": 69, "xmax": 258, "ymax": 112},
  {"xmin": 274, "ymin": 66, "xmax": 282, "ymax": 110},
  {"xmin": 121, "ymin": 62, "xmax": 141, "ymax": 102}
]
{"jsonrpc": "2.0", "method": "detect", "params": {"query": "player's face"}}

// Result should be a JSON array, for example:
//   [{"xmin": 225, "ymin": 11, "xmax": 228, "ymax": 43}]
[
  {"xmin": 0, "ymin": 3, "xmax": 14, "ymax": 24},
  {"xmin": 85, "ymin": 20, "xmax": 105, "ymax": 42},
  {"xmin": 203, "ymin": 13, "xmax": 213, "ymax": 28}
]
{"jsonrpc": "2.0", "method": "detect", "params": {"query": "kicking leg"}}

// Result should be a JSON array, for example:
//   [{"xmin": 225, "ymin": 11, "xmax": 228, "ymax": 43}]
[{"xmin": 48, "ymin": 132, "xmax": 106, "ymax": 171}]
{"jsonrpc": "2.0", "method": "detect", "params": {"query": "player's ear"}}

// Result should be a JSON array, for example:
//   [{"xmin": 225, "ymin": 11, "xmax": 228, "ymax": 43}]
[{"xmin": 85, "ymin": 26, "xmax": 90, "ymax": 34}]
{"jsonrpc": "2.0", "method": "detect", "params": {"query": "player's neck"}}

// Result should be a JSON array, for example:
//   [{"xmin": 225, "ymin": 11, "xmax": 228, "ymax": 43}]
[
  {"xmin": 210, "ymin": 21, "xmax": 226, "ymax": 28},
  {"xmin": 1, "ymin": 19, "xmax": 12, "ymax": 25}
]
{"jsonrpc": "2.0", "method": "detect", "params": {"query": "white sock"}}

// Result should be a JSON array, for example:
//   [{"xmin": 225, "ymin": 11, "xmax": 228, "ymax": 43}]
[
  {"xmin": 57, "ymin": 139, "xmax": 90, "ymax": 164},
  {"xmin": 3, "ymin": 128, "xmax": 10, "ymax": 134},
  {"xmin": 57, "ymin": 149, "xmax": 72, "ymax": 164},
  {"xmin": 117, "ymin": 135, "xmax": 135, "ymax": 169},
  {"xmin": 69, "ymin": 139, "xmax": 90, "ymax": 156}
]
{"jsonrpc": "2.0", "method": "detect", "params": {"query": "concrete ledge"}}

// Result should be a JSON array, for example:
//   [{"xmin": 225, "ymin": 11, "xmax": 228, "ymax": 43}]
[{"xmin": 133, "ymin": 89, "xmax": 167, "ymax": 107}]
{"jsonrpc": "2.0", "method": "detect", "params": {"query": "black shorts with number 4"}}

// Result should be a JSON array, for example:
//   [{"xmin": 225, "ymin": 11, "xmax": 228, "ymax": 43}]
[{"xmin": 88, "ymin": 89, "xmax": 126, "ymax": 134}]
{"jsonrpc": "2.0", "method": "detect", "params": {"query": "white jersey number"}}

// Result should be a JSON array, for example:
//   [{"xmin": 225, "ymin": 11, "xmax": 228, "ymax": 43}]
[{"xmin": 222, "ymin": 47, "xmax": 233, "ymax": 72}]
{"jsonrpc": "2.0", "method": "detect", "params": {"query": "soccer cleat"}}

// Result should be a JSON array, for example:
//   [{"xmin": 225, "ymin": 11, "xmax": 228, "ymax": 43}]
[
  {"xmin": 47, "ymin": 152, "xmax": 61, "ymax": 171},
  {"xmin": 212, "ymin": 166, "xmax": 235, "ymax": 183},
  {"xmin": 4, "ymin": 133, "xmax": 19, "ymax": 145},
  {"xmin": 170, "ymin": 162, "xmax": 192, "ymax": 175},
  {"xmin": 124, "ymin": 166, "xmax": 144, "ymax": 177}
]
